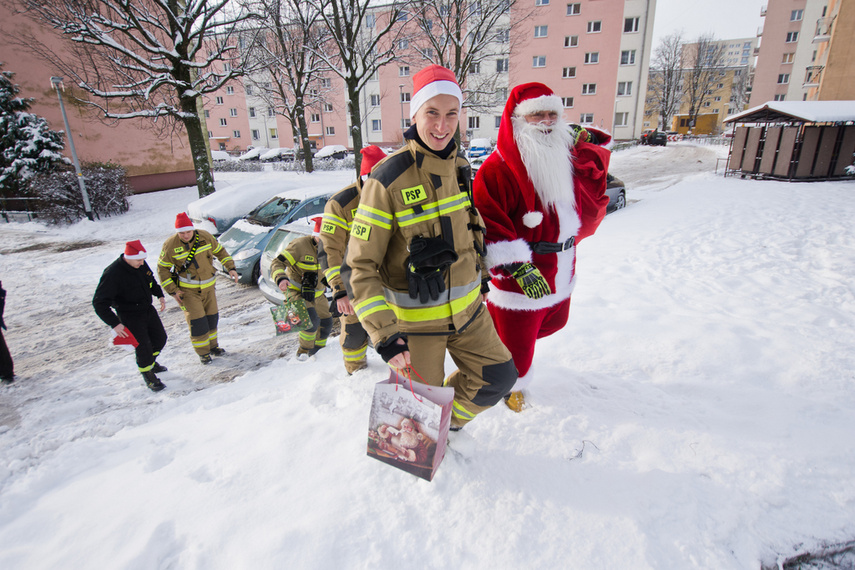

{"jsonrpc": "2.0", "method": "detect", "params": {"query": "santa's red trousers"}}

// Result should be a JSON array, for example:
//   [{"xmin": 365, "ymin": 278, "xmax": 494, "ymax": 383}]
[{"xmin": 486, "ymin": 297, "xmax": 571, "ymax": 391}]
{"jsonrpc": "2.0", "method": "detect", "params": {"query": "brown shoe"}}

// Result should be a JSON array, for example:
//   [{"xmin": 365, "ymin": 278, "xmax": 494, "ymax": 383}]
[{"xmin": 504, "ymin": 391, "xmax": 526, "ymax": 413}]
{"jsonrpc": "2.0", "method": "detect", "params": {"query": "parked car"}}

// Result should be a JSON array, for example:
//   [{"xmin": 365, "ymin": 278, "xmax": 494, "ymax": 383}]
[
  {"xmin": 469, "ymin": 154, "xmax": 489, "ymax": 178},
  {"xmin": 211, "ymin": 150, "xmax": 232, "ymax": 162},
  {"xmin": 258, "ymin": 217, "xmax": 320, "ymax": 304},
  {"xmin": 214, "ymin": 189, "xmax": 332, "ymax": 284},
  {"xmin": 186, "ymin": 178, "xmax": 305, "ymax": 235},
  {"xmin": 605, "ymin": 173, "xmax": 626, "ymax": 213},
  {"xmin": 260, "ymin": 148, "xmax": 296, "ymax": 162},
  {"xmin": 467, "ymin": 138, "xmax": 493, "ymax": 158},
  {"xmin": 315, "ymin": 145, "xmax": 349, "ymax": 160},
  {"xmin": 237, "ymin": 147, "xmax": 268, "ymax": 161},
  {"xmin": 639, "ymin": 130, "xmax": 667, "ymax": 146}
]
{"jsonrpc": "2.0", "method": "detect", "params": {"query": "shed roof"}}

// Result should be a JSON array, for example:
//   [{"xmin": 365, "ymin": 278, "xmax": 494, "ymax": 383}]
[{"xmin": 725, "ymin": 101, "xmax": 855, "ymax": 124}]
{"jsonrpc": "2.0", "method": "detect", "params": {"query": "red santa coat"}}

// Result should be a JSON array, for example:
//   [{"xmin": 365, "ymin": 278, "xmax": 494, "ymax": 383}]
[{"xmin": 474, "ymin": 131, "xmax": 611, "ymax": 311}]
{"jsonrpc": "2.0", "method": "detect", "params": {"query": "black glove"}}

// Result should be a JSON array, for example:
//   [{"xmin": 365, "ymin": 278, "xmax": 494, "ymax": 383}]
[
  {"xmin": 301, "ymin": 272, "xmax": 318, "ymax": 303},
  {"xmin": 507, "ymin": 262, "xmax": 550, "ymax": 299},
  {"xmin": 406, "ymin": 236, "xmax": 458, "ymax": 303},
  {"xmin": 376, "ymin": 333, "xmax": 409, "ymax": 363},
  {"xmin": 329, "ymin": 296, "xmax": 342, "ymax": 318}
]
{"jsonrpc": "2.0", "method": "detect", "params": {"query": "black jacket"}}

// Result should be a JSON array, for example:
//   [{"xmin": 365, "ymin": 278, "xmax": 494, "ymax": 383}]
[{"xmin": 93, "ymin": 255, "xmax": 164, "ymax": 328}]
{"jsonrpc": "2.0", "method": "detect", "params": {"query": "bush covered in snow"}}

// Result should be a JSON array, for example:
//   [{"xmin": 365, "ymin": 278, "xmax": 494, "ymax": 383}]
[
  {"xmin": 0, "ymin": 65, "xmax": 68, "ymax": 198},
  {"xmin": 29, "ymin": 162, "xmax": 131, "ymax": 225},
  {"xmin": 271, "ymin": 155, "xmax": 355, "ymax": 173},
  {"xmin": 212, "ymin": 160, "xmax": 264, "ymax": 173}
]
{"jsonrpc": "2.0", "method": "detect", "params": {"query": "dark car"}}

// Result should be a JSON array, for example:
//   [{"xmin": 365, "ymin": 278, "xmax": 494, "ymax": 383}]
[
  {"xmin": 640, "ymin": 130, "xmax": 667, "ymax": 146},
  {"xmin": 605, "ymin": 174, "xmax": 626, "ymax": 213}
]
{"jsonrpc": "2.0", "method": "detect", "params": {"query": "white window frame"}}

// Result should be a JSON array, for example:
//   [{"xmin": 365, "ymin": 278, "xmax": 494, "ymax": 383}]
[
  {"xmin": 614, "ymin": 112, "xmax": 628, "ymax": 127},
  {"xmin": 617, "ymin": 81, "xmax": 632, "ymax": 96},
  {"xmin": 621, "ymin": 50, "xmax": 636, "ymax": 65},
  {"xmin": 326, "ymin": 126, "xmax": 335, "ymax": 136},
  {"xmin": 584, "ymin": 52, "xmax": 599, "ymax": 64},
  {"xmin": 580, "ymin": 113, "xmax": 594, "ymax": 124},
  {"xmin": 233, "ymin": 130, "xmax": 241, "ymax": 138},
  {"xmin": 370, "ymin": 94, "xmax": 381, "ymax": 107},
  {"xmin": 532, "ymin": 55, "xmax": 546, "ymax": 67},
  {"xmin": 624, "ymin": 17, "xmax": 639, "ymax": 33},
  {"xmin": 562, "ymin": 97, "xmax": 574, "ymax": 108},
  {"xmin": 587, "ymin": 20, "xmax": 601, "ymax": 33},
  {"xmin": 786, "ymin": 31, "xmax": 799, "ymax": 43},
  {"xmin": 219, "ymin": 118, "xmax": 227, "ymax": 126},
  {"xmin": 371, "ymin": 119, "xmax": 382, "ymax": 131},
  {"xmin": 582, "ymin": 83, "xmax": 597, "ymax": 95},
  {"xmin": 399, "ymin": 66, "xmax": 410, "ymax": 76},
  {"xmin": 229, "ymin": 108, "xmax": 238, "ymax": 117},
  {"xmin": 311, "ymin": 113, "xmax": 321, "ymax": 123},
  {"xmin": 566, "ymin": 3, "xmax": 580, "ymax": 15},
  {"xmin": 534, "ymin": 25, "xmax": 548, "ymax": 38},
  {"xmin": 468, "ymin": 116, "xmax": 480, "ymax": 129},
  {"xmin": 564, "ymin": 35, "xmax": 579, "ymax": 48},
  {"xmin": 777, "ymin": 73, "xmax": 790, "ymax": 84},
  {"xmin": 562, "ymin": 66, "xmax": 576, "ymax": 78}
]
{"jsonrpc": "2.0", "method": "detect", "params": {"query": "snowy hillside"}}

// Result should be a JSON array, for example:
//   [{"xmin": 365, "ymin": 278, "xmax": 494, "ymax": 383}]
[{"xmin": 0, "ymin": 145, "xmax": 853, "ymax": 569}]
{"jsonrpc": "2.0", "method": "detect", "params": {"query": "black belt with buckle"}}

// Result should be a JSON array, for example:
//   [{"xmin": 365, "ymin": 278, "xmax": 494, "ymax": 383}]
[{"xmin": 530, "ymin": 237, "xmax": 575, "ymax": 255}]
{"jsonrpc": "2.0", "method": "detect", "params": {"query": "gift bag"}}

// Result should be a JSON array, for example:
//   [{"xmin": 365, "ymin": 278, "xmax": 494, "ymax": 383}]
[
  {"xmin": 270, "ymin": 298, "xmax": 311, "ymax": 336},
  {"xmin": 366, "ymin": 368, "xmax": 454, "ymax": 481},
  {"xmin": 111, "ymin": 328, "xmax": 138, "ymax": 349}
]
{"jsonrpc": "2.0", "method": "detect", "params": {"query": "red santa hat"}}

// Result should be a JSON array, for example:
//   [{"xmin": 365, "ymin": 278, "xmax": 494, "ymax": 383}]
[
  {"xmin": 360, "ymin": 145, "xmax": 387, "ymax": 176},
  {"xmin": 409, "ymin": 65, "xmax": 463, "ymax": 119},
  {"xmin": 175, "ymin": 212, "xmax": 194, "ymax": 232},
  {"xmin": 312, "ymin": 216, "xmax": 323, "ymax": 236},
  {"xmin": 123, "ymin": 239, "xmax": 147, "ymax": 260}
]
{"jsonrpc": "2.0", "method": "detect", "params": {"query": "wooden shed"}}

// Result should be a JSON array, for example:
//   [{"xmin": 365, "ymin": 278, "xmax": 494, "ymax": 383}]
[{"xmin": 723, "ymin": 101, "xmax": 855, "ymax": 180}]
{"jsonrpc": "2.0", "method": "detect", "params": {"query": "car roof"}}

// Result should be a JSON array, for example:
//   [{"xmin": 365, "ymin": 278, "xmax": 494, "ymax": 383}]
[{"xmin": 263, "ymin": 186, "xmax": 333, "ymax": 204}]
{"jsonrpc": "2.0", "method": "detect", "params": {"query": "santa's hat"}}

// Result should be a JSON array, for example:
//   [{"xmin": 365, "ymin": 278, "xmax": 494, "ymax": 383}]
[
  {"xmin": 510, "ymin": 83, "xmax": 564, "ymax": 118},
  {"xmin": 123, "ymin": 239, "xmax": 147, "ymax": 260},
  {"xmin": 409, "ymin": 65, "xmax": 462, "ymax": 119},
  {"xmin": 175, "ymin": 212, "xmax": 194, "ymax": 232},
  {"xmin": 312, "ymin": 216, "xmax": 323, "ymax": 236},
  {"xmin": 360, "ymin": 145, "xmax": 387, "ymax": 176}
]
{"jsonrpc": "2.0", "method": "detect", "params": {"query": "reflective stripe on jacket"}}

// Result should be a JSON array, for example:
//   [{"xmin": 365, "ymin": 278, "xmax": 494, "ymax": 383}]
[
  {"xmin": 156, "ymin": 230, "xmax": 234, "ymax": 295},
  {"xmin": 270, "ymin": 235, "xmax": 325, "ymax": 295},
  {"xmin": 318, "ymin": 181, "xmax": 361, "ymax": 297}
]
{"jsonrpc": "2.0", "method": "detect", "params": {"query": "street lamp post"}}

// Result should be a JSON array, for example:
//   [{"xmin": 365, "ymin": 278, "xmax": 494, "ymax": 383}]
[{"xmin": 50, "ymin": 76, "xmax": 93, "ymax": 221}]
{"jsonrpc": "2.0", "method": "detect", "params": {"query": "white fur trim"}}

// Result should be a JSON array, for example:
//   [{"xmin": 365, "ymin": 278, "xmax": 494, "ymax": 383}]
[
  {"xmin": 123, "ymin": 252, "xmax": 147, "ymax": 260},
  {"xmin": 175, "ymin": 225, "xmax": 194, "ymax": 232},
  {"xmin": 522, "ymin": 211, "xmax": 543, "ymax": 228},
  {"xmin": 484, "ymin": 239, "xmax": 532, "ymax": 270},
  {"xmin": 514, "ymin": 95, "xmax": 564, "ymax": 118},
  {"xmin": 410, "ymin": 80, "xmax": 463, "ymax": 119},
  {"xmin": 488, "ymin": 274, "xmax": 576, "ymax": 311}
]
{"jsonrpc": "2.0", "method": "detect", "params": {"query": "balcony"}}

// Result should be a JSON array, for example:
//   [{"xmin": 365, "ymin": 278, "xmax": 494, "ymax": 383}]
[
  {"xmin": 813, "ymin": 18, "xmax": 831, "ymax": 43},
  {"xmin": 756, "ymin": 26, "xmax": 763, "ymax": 37},
  {"xmin": 760, "ymin": 5, "xmax": 767, "ymax": 17},
  {"xmin": 803, "ymin": 65, "xmax": 824, "ymax": 87}
]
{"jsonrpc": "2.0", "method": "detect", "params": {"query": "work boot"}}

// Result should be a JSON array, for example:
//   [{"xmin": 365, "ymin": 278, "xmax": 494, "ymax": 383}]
[
  {"xmin": 346, "ymin": 362, "xmax": 368, "ymax": 376},
  {"xmin": 142, "ymin": 370, "xmax": 165, "ymax": 392},
  {"xmin": 295, "ymin": 348, "xmax": 310, "ymax": 362},
  {"xmin": 504, "ymin": 391, "xmax": 526, "ymax": 413},
  {"xmin": 210, "ymin": 347, "xmax": 226, "ymax": 356},
  {"xmin": 151, "ymin": 362, "xmax": 168, "ymax": 373},
  {"xmin": 199, "ymin": 353, "xmax": 213, "ymax": 365}
]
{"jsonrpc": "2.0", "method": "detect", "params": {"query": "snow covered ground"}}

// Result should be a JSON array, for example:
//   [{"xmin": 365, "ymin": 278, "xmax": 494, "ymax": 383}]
[{"xmin": 1, "ymin": 144, "xmax": 854, "ymax": 569}]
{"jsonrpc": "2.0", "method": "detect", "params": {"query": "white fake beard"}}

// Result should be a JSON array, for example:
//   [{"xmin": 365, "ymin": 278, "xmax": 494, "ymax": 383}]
[{"xmin": 512, "ymin": 115, "xmax": 575, "ymax": 211}]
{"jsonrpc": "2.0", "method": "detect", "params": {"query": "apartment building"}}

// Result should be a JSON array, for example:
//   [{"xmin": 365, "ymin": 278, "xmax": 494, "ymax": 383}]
[{"xmin": 750, "ymin": 0, "xmax": 854, "ymax": 105}]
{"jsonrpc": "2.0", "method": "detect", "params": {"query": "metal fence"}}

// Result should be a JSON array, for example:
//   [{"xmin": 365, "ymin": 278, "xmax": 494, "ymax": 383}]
[{"xmin": 1, "ymin": 197, "xmax": 40, "ymax": 223}]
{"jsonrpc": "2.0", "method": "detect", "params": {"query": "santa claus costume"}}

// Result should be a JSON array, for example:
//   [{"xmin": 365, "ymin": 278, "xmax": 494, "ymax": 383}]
[{"xmin": 473, "ymin": 83, "xmax": 611, "ymax": 405}]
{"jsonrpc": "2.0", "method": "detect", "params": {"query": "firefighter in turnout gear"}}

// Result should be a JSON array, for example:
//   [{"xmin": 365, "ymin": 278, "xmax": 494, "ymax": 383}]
[
  {"xmin": 317, "ymin": 145, "xmax": 387, "ymax": 374},
  {"xmin": 157, "ymin": 213, "xmax": 238, "ymax": 365},
  {"xmin": 271, "ymin": 218, "xmax": 333, "ymax": 360},
  {"xmin": 343, "ymin": 65, "xmax": 517, "ymax": 430},
  {"xmin": 93, "ymin": 240, "xmax": 168, "ymax": 391}
]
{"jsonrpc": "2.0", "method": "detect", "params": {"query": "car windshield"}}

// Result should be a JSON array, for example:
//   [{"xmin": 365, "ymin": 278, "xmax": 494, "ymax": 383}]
[
  {"xmin": 246, "ymin": 198, "xmax": 300, "ymax": 226},
  {"xmin": 265, "ymin": 227, "xmax": 307, "ymax": 259}
]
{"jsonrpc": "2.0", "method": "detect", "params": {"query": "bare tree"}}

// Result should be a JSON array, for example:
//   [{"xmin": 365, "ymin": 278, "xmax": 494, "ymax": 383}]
[
  {"xmin": 245, "ymin": 0, "xmax": 332, "ymax": 172},
  {"xmin": 309, "ymin": 0, "xmax": 408, "ymax": 175},
  {"xmin": 17, "ymin": 0, "xmax": 260, "ymax": 197},
  {"xmin": 647, "ymin": 31, "xmax": 684, "ymax": 131},
  {"xmin": 683, "ymin": 34, "xmax": 727, "ymax": 131}
]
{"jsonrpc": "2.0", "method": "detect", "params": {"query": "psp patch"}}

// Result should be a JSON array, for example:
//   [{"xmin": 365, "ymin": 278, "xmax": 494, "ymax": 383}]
[
  {"xmin": 351, "ymin": 221, "xmax": 371, "ymax": 241},
  {"xmin": 401, "ymin": 185, "xmax": 427, "ymax": 205},
  {"xmin": 321, "ymin": 221, "xmax": 337, "ymax": 235}
]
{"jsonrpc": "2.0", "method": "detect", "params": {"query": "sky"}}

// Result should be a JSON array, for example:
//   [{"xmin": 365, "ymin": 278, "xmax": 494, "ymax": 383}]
[
  {"xmin": 1, "ymin": 144, "xmax": 854, "ymax": 568},
  {"xmin": 652, "ymin": 0, "xmax": 767, "ymax": 46}
]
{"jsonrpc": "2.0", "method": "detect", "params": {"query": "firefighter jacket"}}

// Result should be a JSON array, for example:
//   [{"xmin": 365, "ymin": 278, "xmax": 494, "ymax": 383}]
[
  {"xmin": 156, "ymin": 230, "xmax": 235, "ymax": 296},
  {"xmin": 318, "ymin": 179, "xmax": 362, "ymax": 297},
  {"xmin": 270, "ymin": 235, "xmax": 326, "ymax": 301},
  {"xmin": 93, "ymin": 255, "xmax": 164, "ymax": 328},
  {"xmin": 343, "ymin": 135, "xmax": 489, "ymax": 346}
]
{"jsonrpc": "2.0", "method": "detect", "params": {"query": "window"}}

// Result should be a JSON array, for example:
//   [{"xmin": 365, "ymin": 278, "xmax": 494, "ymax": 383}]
[
  {"xmin": 495, "ymin": 116, "xmax": 502, "ymax": 128},
  {"xmin": 470, "ymin": 62, "xmax": 481, "ymax": 74},
  {"xmin": 579, "ymin": 113, "xmax": 594, "ymax": 124},
  {"xmin": 248, "ymin": 107, "xmax": 256, "ymax": 118},
  {"xmin": 562, "ymin": 97, "xmax": 574, "ymax": 108},
  {"xmin": 219, "ymin": 118, "xmax": 227, "ymax": 126},
  {"xmin": 226, "ymin": 86, "xmax": 234, "ymax": 95},
  {"xmin": 366, "ymin": 13, "xmax": 375, "ymax": 27},
  {"xmin": 777, "ymin": 73, "xmax": 790, "ymax": 84},
  {"xmin": 399, "ymin": 39, "xmax": 409, "ymax": 49},
  {"xmin": 535, "ymin": 0, "xmax": 549, "ymax": 5},
  {"xmin": 566, "ymin": 3, "xmax": 580, "ymax": 15},
  {"xmin": 204, "ymin": 110, "xmax": 210, "ymax": 118},
  {"xmin": 532, "ymin": 56, "xmax": 546, "ymax": 67},
  {"xmin": 786, "ymin": 31, "xmax": 799, "ymax": 42},
  {"xmin": 496, "ymin": 58, "xmax": 509, "ymax": 72},
  {"xmin": 582, "ymin": 83, "xmax": 596, "ymax": 95},
  {"xmin": 587, "ymin": 21, "xmax": 601, "ymax": 33},
  {"xmin": 584, "ymin": 52, "xmax": 599, "ymax": 64},
  {"xmin": 270, "ymin": 128, "xmax": 278, "ymax": 139},
  {"xmin": 251, "ymin": 129, "xmax": 259, "ymax": 140},
  {"xmin": 267, "ymin": 108, "xmax": 275, "ymax": 118},
  {"xmin": 614, "ymin": 112, "xmax": 628, "ymax": 127},
  {"xmin": 399, "ymin": 66, "xmax": 410, "ymax": 76},
  {"xmin": 782, "ymin": 53, "xmax": 794, "ymax": 64},
  {"xmin": 233, "ymin": 130, "xmax": 241, "ymax": 138},
  {"xmin": 311, "ymin": 113, "xmax": 321, "ymax": 123},
  {"xmin": 245, "ymin": 85, "xmax": 252, "ymax": 96},
  {"xmin": 468, "ymin": 116, "xmax": 480, "ymax": 129},
  {"xmin": 495, "ymin": 29, "xmax": 510, "ymax": 43},
  {"xmin": 401, "ymin": 119, "xmax": 411, "ymax": 128},
  {"xmin": 624, "ymin": 17, "xmax": 639, "ymax": 33},
  {"xmin": 534, "ymin": 25, "xmax": 548, "ymax": 38},
  {"xmin": 326, "ymin": 126, "xmax": 335, "ymax": 136},
  {"xmin": 370, "ymin": 94, "xmax": 380, "ymax": 107},
  {"xmin": 495, "ymin": 87, "xmax": 508, "ymax": 103},
  {"xmin": 774, "ymin": 94, "xmax": 786, "ymax": 101},
  {"xmin": 223, "ymin": 62, "xmax": 231, "ymax": 72},
  {"xmin": 372, "ymin": 119, "xmax": 382, "ymax": 131},
  {"xmin": 621, "ymin": 50, "xmax": 636, "ymax": 65},
  {"xmin": 396, "ymin": 11, "xmax": 408, "ymax": 22},
  {"xmin": 323, "ymin": 103, "xmax": 333, "ymax": 112},
  {"xmin": 713, "ymin": 96, "xmax": 722, "ymax": 102},
  {"xmin": 369, "ymin": 70, "xmax": 379, "ymax": 81},
  {"xmin": 320, "ymin": 78, "xmax": 331, "ymax": 88},
  {"xmin": 791, "ymin": 9, "xmax": 803, "ymax": 21},
  {"xmin": 207, "ymin": 131, "xmax": 212, "ymax": 138},
  {"xmin": 617, "ymin": 81, "xmax": 632, "ymax": 96},
  {"xmin": 401, "ymin": 92, "xmax": 411, "ymax": 103},
  {"xmin": 229, "ymin": 108, "xmax": 238, "ymax": 117},
  {"xmin": 216, "ymin": 96, "xmax": 224, "ymax": 105},
  {"xmin": 564, "ymin": 35, "xmax": 579, "ymax": 48},
  {"xmin": 562, "ymin": 66, "xmax": 576, "ymax": 78}
]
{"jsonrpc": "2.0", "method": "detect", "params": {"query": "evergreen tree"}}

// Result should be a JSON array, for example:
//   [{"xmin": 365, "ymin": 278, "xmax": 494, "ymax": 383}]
[{"xmin": 0, "ymin": 65, "xmax": 67, "ymax": 198}]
